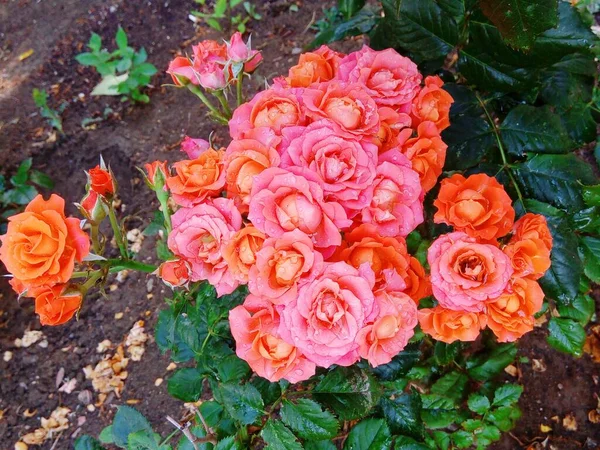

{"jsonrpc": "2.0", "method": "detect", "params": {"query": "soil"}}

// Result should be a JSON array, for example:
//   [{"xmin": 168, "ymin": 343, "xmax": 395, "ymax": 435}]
[{"xmin": 0, "ymin": 0, "xmax": 598, "ymax": 449}]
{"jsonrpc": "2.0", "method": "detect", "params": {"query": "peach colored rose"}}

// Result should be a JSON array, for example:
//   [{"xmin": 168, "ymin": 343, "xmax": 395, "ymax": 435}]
[
  {"xmin": 419, "ymin": 306, "xmax": 487, "ymax": 344},
  {"xmin": 248, "ymin": 168, "xmax": 351, "ymax": 250},
  {"xmin": 302, "ymin": 82, "xmax": 379, "ymax": 136},
  {"xmin": 280, "ymin": 120, "xmax": 377, "ymax": 215},
  {"xmin": 400, "ymin": 121, "xmax": 447, "ymax": 192},
  {"xmin": 230, "ymin": 295, "xmax": 315, "ymax": 383},
  {"xmin": 503, "ymin": 238, "xmax": 551, "ymax": 280},
  {"xmin": 512, "ymin": 213, "xmax": 553, "ymax": 251},
  {"xmin": 374, "ymin": 107, "xmax": 412, "ymax": 153},
  {"xmin": 357, "ymin": 290, "xmax": 418, "ymax": 367},
  {"xmin": 166, "ymin": 148, "xmax": 225, "ymax": 207},
  {"xmin": 337, "ymin": 46, "xmax": 422, "ymax": 107},
  {"xmin": 410, "ymin": 75, "xmax": 454, "ymax": 131},
  {"xmin": 279, "ymin": 262, "xmax": 376, "ymax": 368},
  {"xmin": 168, "ymin": 198, "xmax": 242, "ymax": 296},
  {"xmin": 286, "ymin": 45, "xmax": 343, "ymax": 87},
  {"xmin": 434, "ymin": 173, "xmax": 515, "ymax": 241},
  {"xmin": 88, "ymin": 165, "xmax": 115, "ymax": 196},
  {"xmin": 361, "ymin": 152, "xmax": 423, "ymax": 237},
  {"xmin": 0, "ymin": 195, "xmax": 90, "ymax": 289},
  {"xmin": 428, "ymin": 232, "xmax": 513, "ymax": 312},
  {"xmin": 223, "ymin": 226, "xmax": 266, "ymax": 283},
  {"xmin": 248, "ymin": 229, "xmax": 323, "ymax": 305},
  {"xmin": 157, "ymin": 259, "xmax": 191, "ymax": 289},
  {"xmin": 192, "ymin": 40, "xmax": 227, "ymax": 69},
  {"xmin": 30, "ymin": 284, "xmax": 82, "ymax": 326},
  {"xmin": 224, "ymin": 127, "xmax": 281, "ymax": 212},
  {"xmin": 486, "ymin": 277, "xmax": 544, "ymax": 342}
]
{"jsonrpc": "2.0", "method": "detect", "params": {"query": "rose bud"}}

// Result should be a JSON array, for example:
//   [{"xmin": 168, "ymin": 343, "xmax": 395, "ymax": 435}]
[
  {"xmin": 181, "ymin": 136, "xmax": 210, "ymax": 159},
  {"xmin": 78, "ymin": 189, "xmax": 108, "ymax": 223},
  {"xmin": 143, "ymin": 160, "xmax": 169, "ymax": 191},
  {"xmin": 157, "ymin": 259, "xmax": 191, "ymax": 289},
  {"xmin": 244, "ymin": 50, "xmax": 263, "ymax": 73},
  {"xmin": 198, "ymin": 62, "xmax": 227, "ymax": 90},
  {"xmin": 227, "ymin": 32, "xmax": 250, "ymax": 62},
  {"xmin": 87, "ymin": 161, "xmax": 116, "ymax": 197},
  {"xmin": 167, "ymin": 56, "xmax": 198, "ymax": 86}
]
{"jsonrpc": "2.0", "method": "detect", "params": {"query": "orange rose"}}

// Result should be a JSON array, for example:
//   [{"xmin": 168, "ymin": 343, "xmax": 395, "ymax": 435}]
[
  {"xmin": 223, "ymin": 226, "xmax": 266, "ymax": 283},
  {"xmin": 411, "ymin": 75, "xmax": 454, "ymax": 131},
  {"xmin": 144, "ymin": 160, "xmax": 169, "ymax": 189},
  {"xmin": 157, "ymin": 259, "xmax": 191, "ymax": 289},
  {"xmin": 434, "ymin": 173, "xmax": 515, "ymax": 241},
  {"xmin": 487, "ymin": 277, "xmax": 544, "ymax": 342},
  {"xmin": 30, "ymin": 284, "xmax": 83, "ymax": 326},
  {"xmin": 405, "ymin": 256, "xmax": 432, "ymax": 303},
  {"xmin": 88, "ymin": 165, "xmax": 115, "ymax": 196},
  {"xmin": 286, "ymin": 45, "xmax": 342, "ymax": 87},
  {"xmin": 503, "ymin": 238, "xmax": 551, "ymax": 280},
  {"xmin": 401, "ymin": 121, "xmax": 447, "ymax": 192},
  {"xmin": 166, "ymin": 148, "xmax": 225, "ymax": 207},
  {"xmin": 419, "ymin": 306, "xmax": 487, "ymax": 344},
  {"xmin": 374, "ymin": 107, "xmax": 411, "ymax": 153},
  {"xmin": 512, "ymin": 213, "xmax": 553, "ymax": 251},
  {"xmin": 0, "ymin": 195, "xmax": 90, "ymax": 288}
]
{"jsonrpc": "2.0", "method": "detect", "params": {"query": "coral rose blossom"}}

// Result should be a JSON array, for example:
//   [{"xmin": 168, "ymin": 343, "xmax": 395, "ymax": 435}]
[
  {"xmin": 88, "ymin": 165, "xmax": 115, "ymax": 196},
  {"xmin": 280, "ymin": 120, "xmax": 377, "ymax": 215},
  {"xmin": 487, "ymin": 277, "xmax": 544, "ymax": 342},
  {"xmin": 248, "ymin": 168, "xmax": 351, "ymax": 250},
  {"xmin": 357, "ymin": 290, "xmax": 418, "ymax": 367},
  {"xmin": 279, "ymin": 262, "xmax": 376, "ymax": 368},
  {"xmin": 428, "ymin": 232, "xmax": 513, "ymax": 312},
  {"xmin": 374, "ymin": 107, "xmax": 412, "ymax": 153},
  {"xmin": 157, "ymin": 259, "xmax": 191, "ymax": 289},
  {"xmin": 434, "ymin": 173, "xmax": 515, "ymax": 241},
  {"xmin": 30, "ymin": 284, "xmax": 83, "ymax": 326},
  {"xmin": 512, "ymin": 213, "xmax": 553, "ymax": 251},
  {"xmin": 229, "ymin": 295, "xmax": 315, "ymax": 383},
  {"xmin": 166, "ymin": 148, "xmax": 225, "ymax": 207},
  {"xmin": 248, "ymin": 229, "xmax": 323, "ymax": 305},
  {"xmin": 503, "ymin": 237, "xmax": 551, "ymax": 280},
  {"xmin": 224, "ymin": 127, "xmax": 281, "ymax": 212},
  {"xmin": 404, "ymin": 256, "xmax": 432, "ymax": 303},
  {"xmin": 400, "ymin": 121, "xmax": 447, "ymax": 192},
  {"xmin": 337, "ymin": 46, "xmax": 422, "ymax": 107},
  {"xmin": 302, "ymin": 82, "xmax": 379, "ymax": 136},
  {"xmin": 0, "ymin": 195, "xmax": 90, "ymax": 288},
  {"xmin": 223, "ymin": 226, "xmax": 266, "ymax": 283},
  {"xmin": 286, "ymin": 45, "xmax": 343, "ymax": 87},
  {"xmin": 419, "ymin": 306, "xmax": 487, "ymax": 344},
  {"xmin": 361, "ymin": 152, "xmax": 424, "ymax": 237},
  {"xmin": 410, "ymin": 75, "xmax": 454, "ymax": 131},
  {"xmin": 168, "ymin": 198, "xmax": 242, "ymax": 296},
  {"xmin": 192, "ymin": 40, "xmax": 227, "ymax": 69}
]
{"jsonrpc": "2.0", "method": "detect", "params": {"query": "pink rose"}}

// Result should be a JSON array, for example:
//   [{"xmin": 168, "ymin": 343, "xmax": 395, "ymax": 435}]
[
  {"xmin": 360, "ymin": 151, "xmax": 423, "ymax": 237},
  {"xmin": 279, "ymin": 262, "xmax": 376, "ymax": 368},
  {"xmin": 181, "ymin": 136, "xmax": 210, "ymax": 159},
  {"xmin": 302, "ymin": 82, "xmax": 379, "ymax": 137},
  {"xmin": 230, "ymin": 295, "xmax": 316, "ymax": 383},
  {"xmin": 357, "ymin": 290, "xmax": 418, "ymax": 367},
  {"xmin": 244, "ymin": 49, "xmax": 263, "ymax": 73},
  {"xmin": 192, "ymin": 40, "xmax": 227, "ymax": 69},
  {"xmin": 248, "ymin": 168, "xmax": 351, "ymax": 250},
  {"xmin": 167, "ymin": 56, "xmax": 197, "ymax": 86},
  {"xmin": 198, "ymin": 62, "xmax": 227, "ymax": 90},
  {"xmin": 227, "ymin": 32, "xmax": 250, "ymax": 62},
  {"xmin": 337, "ymin": 46, "xmax": 422, "ymax": 108},
  {"xmin": 248, "ymin": 229, "xmax": 323, "ymax": 305},
  {"xmin": 428, "ymin": 232, "xmax": 513, "ymax": 312},
  {"xmin": 168, "ymin": 198, "xmax": 242, "ymax": 296},
  {"xmin": 280, "ymin": 120, "xmax": 377, "ymax": 215}
]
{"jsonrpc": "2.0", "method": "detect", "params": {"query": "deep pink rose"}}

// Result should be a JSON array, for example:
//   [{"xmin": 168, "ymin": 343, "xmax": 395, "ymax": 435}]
[
  {"xmin": 357, "ymin": 290, "xmax": 418, "ymax": 367},
  {"xmin": 336, "ymin": 46, "xmax": 422, "ymax": 108},
  {"xmin": 278, "ymin": 262, "xmax": 376, "ymax": 368},
  {"xmin": 360, "ymin": 151, "xmax": 423, "ymax": 237},
  {"xmin": 280, "ymin": 120, "xmax": 378, "ymax": 215},
  {"xmin": 230, "ymin": 295, "xmax": 316, "ymax": 383},
  {"xmin": 181, "ymin": 136, "xmax": 210, "ymax": 159},
  {"xmin": 168, "ymin": 197, "xmax": 242, "ymax": 296},
  {"xmin": 248, "ymin": 229, "xmax": 323, "ymax": 305},
  {"xmin": 248, "ymin": 168, "xmax": 351, "ymax": 250},
  {"xmin": 227, "ymin": 32, "xmax": 250, "ymax": 62},
  {"xmin": 244, "ymin": 50, "xmax": 263, "ymax": 73},
  {"xmin": 428, "ymin": 232, "xmax": 513, "ymax": 312}
]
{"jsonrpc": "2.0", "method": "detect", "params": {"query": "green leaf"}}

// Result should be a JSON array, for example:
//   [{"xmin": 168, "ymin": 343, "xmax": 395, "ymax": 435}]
[
  {"xmin": 451, "ymin": 430, "xmax": 474, "ymax": 448},
  {"xmin": 338, "ymin": 0, "xmax": 366, "ymax": 19},
  {"xmin": 492, "ymin": 384, "xmax": 523, "ymax": 408},
  {"xmin": 580, "ymin": 236, "xmax": 600, "ymax": 284},
  {"xmin": 478, "ymin": 0, "xmax": 558, "ymax": 50},
  {"xmin": 167, "ymin": 367, "xmax": 203, "ymax": 402},
  {"xmin": 500, "ymin": 105, "xmax": 573, "ymax": 156},
  {"xmin": 421, "ymin": 408, "xmax": 460, "ymax": 429},
  {"xmin": 557, "ymin": 294, "xmax": 594, "ymax": 325},
  {"xmin": 432, "ymin": 431, "xmax": 451, "ymax": 450},
  {"xmin": 314, "ymin": 366, "xmax": 382, "ymax": 420},
  {"xmin": 280, "ymin": 399, "xmax": 339, "ymax": 440},
  {"xmin": 214, "ymin": 436, "xmax": 242, "ymax": 450},
  {"xmin": 343, "ymin": 418, "xmax": 392, "ymax": 450},
  {"xmin": 89, "ymin": 32, "xmax": 102, "ymax": 52},
  {"xmin": 430, "ymin": 372, "xmax": 468, "ymax": 402},
  {"xmin": 30, "ymin": 170, "xmax": 54, "ymax": 189},
  {"xmin": 392, "ymin": 436, "xmax": 430, "ymax": 449},
  {"xmin": 76, "ymin": 52, "xmax": 101, "ymax": 66},
  {"xmin": 116, "ymin": 27, "xmax": 128, "ymax": 50},
  {"xmin": 305, "ymin": 442, "xmax": 337, "ymax": 450},
  {"xmin": 380, "ymin": 393, "xmax": 424, "ymax": 440},
  {"xmin": 154, "ymin": 308, "xmax": 194, "ymax": 362},
  {"xmin": 547, "ymin": 317, "xmax": 586, "ymax": 356},
  {"xmin": 220, "ymin": 382, "xmax": 264, "ymax": 425},
  {"xmin": 251, "ymin": 377, "xmax": 282, "ymax": 406},
  {"xmin": 177, "ymin": 426, "xmax": 213, "ymax": 450},
  {"xmin": 133, "ymin": 48, "xmax": 148, "ymax": 65},
  {"xmin": 32, "ymin": 88, "xmax": 48, "ymax": 107},
  {"xmin": 261, "ymin": 420, "xmax": 303, "ymax": 450},
  {"xmin": 372, "ymin": 343, "xmax": 421, "ymax": 380},
  {"xmin": 127, "ymin": 430, "xmax": 163, "ymax": 450},
  {"xmin": 474, "ymin": 424, "xmax": 501, "ymax": 447},
  {"xmin": 74, "ymin": 435, "xmax": 105, "ymax": 450},
  {"xmin": 99, "ymin": 426, "xmax": 114, "ymax": 444},
  {"xmin": 467, "ymin": 344, "xmax": 517, "ymax": 381},
  {"xmin": 2, "ymin": 184, "xmax": 38, "ymax": 205},
  {"xmin": 216, "ymin": 354, "xmax": 250, "ymax": 383},
  {"xmin": 433, "ymin": 341, "xmax": 462, "ymax": 366},
  {"xmin": 11, "ymin": 158, "xmax": 32, "ymax": 186},
  {"xmin": 111, "ymin": 406, "xmax": 153, "ymax": 448},
  {"xmin": 467, "ymin": 394, "xmax": 491, "ymax": 414},
  {"xmin": 311, "ymin": 8, "xmax": 379, "ymax": 49}
]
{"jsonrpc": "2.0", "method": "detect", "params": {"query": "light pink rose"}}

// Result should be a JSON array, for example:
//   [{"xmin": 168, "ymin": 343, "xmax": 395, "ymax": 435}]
[
  {"xmin": 248, "ymin": 167, "xmax": 351, "ymax": 250},
  {"xmin": 248, "ymin": 229, "xmax": 323, "ymax": 305},
  {"xmin": 357, "ymin": 290, "xmax": 418, "ymax": 367},
  {"xmin": 198, "ymin": 62, "xmax": 227, "ymax": 90},
  {"xmin": 360, "ymin": 151, "xmax": 423, "ymax": 237},
  {"xmin": 336, "ymin": 46, "xmax": 422, "ymax": 108},
  {"xmin": 168, "ymin": 197, "xmax": 242, "ymax": 296},
  {"xmin": 428, "ymin": 232, "xmax": 513, "ymax": 312},
  {"xmin": 181, "ymin": 136, "xmax": 210, "ymax": 159},
  {"xmin": 302, "ymin": 82, "xmax": 379, "ymax": 136},
  {"xmin": 227, "ymin": 32, "xmax": 250, "ymax": 62},
  {"xmin": 230, "ymin": 295, "xmax": 316, "ymax": 383},
  {"xmin": 280, "ymin": 120, "xmax": 377, "ymax": 215},
  {"xmin": 278, "ymin": 262, "xmax": 376, "ymax": 368}
]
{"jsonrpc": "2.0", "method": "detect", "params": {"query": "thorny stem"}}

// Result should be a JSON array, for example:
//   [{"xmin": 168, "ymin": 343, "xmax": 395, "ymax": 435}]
[
  {"xmin": 71, "ymin": 259, "xmax": 157, "ymax": 280},
  {"xmin": 107, "ymin": 202, "xmax": 129, "ymax": 260},
  {"xmin": 157, "ymin": 190, "xmax": 172, "ymax": 233},
  {"xmin": 213, "ymin": 89, "xmax": 232, "ymax": 118},
  {"xmin": 89, "ymin": 222, "xmax": 102, "ymax": 255},
  {"xmin": 236, "ymin": 70, "xmax": 244, "ymax": 107},
  {"xmin": 187, "ymin": 84, "xmax": 229, "ymax": 123}
]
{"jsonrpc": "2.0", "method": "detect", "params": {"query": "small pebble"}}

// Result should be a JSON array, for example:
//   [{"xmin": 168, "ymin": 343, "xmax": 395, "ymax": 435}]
[
  {"xmin": 86, "ymin": 404, "xmax": 96, "ymax": 412},
  {"xmin": 155, "ymin": 378, "xmax": 163, "ymax": 387},
  {"xmin": 4, "ymin": 351, "xmax": 13, "ymax": 362},
  {"xmin": 15, "ymin": 442, "xmax": 28, "ymax": 450},
  {"xmin": 114, "ymin": 312, "xmax": 124, "ymax": 320}
]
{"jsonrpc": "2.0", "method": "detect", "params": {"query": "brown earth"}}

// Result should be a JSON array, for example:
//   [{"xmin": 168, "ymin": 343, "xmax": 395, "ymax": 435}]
[{"xmin": 0, "ymin": 0, "xmax": 598, "ymax": 448}]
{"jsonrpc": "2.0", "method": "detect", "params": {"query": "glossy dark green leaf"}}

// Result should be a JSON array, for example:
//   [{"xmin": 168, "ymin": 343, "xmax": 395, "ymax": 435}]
[
  {"xmin": 451, "ymin": 430, "xmax": 474, "ymax": 448},
  {"xmin": 155, "ymin": 308, "xmax": 194, "ymax": 363},
  {"xmin": 492, "ymin": 384, "xmax": 523, "ymax": 407},
  {"xmin": 311, "ymin": 8, "xmax": 378, "ymax": 49},
  {"xmin": 343, "ymin": 418, "xmax": 392, "ymax": 450},
  {"xmin": 580, "ymin": 236, "xmax": 600, "ymax": 284},
  {"xmin": 216, "ymin": 354, "xmax": 250, "ymax": 383},
  {"xmin": 305, "ymin": 442, "xmax": 337, "ymax": 450},
  {"xmin": 430, "ymin": 372, "xmax": 468, "ymax": 402},
  {"xmin": 433, "ymin": 341, "xmax": 462, "ymax": 366},
  {"xmin": 467, "ymin": 344, "xmax": 517, "ymax": 381},
  {"xmin": 74, "ymin": 435, "xmax": 105, "ymax": 450},
  {"xmin": 474, "ymin": 424, "xmax": 501, "ymax": 447},
  {"xmin": 421, "ymin": 408, "xmax": 460, "ymax": 429},
  {"xmin": 167, "ymin": 367, "xmax": 203, "ymax": 402},
  {"xmin": 547, "ymin": 317, "xmax": 585, "ymax": 356},
  {"xmin": 557, "ymin": 294, "xmax": 594, "ymax": 326},
  {"xmin": 111, "ymin": 406, "xmax": 154, "ymax": 448},
  {"xmin": 29, "ymin": 170, "xmax": 54, "ymax": 189},
  {"xmin": 380, "ymin": 393, "xmax": 424, "ymax": 439},
  {"xmin": 220, "ymin": 382, "xmax": 264, "ymax": 425},
  {"xmin": 467, "ymin": 394, "xmax": 491, "ymax": 414},
  {"xmin": 372, "ymin": 343, "xmax": 421, "ymax": 381},
  {"xmin": 127, "ymin": 430, "xmax": 165, "ymax": 450},
  {"xmin": 280, "ymin": 399, "xmax": 339, "ymax": 440},
  {"xmin": 177, "ymin": 426, "xmax": 213, "ymax": 450},
  {"xmin": 11, "ymin": 158, "xmax": 32, "ymax": 186},
  {"xmin": 338, "ymin": 0, "xmax": 366, "ymax": 19},
  {"xmin": 214, "ymin": 436, "xmax": 242, "ymax": 450},
  {"xmin": 261, "ymin": 420, "xmax": 303, "ymax": 450},
  {"xmin": 432, "ymin": 431, "xmax": 451, "ymax": 450}
]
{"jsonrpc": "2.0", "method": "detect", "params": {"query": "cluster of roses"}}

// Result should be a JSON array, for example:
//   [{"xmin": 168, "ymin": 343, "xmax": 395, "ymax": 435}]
[
  {"xmin": 158, "ymin": 43, "xmax": 454, "ymax": 383},
  {"xmin": 419, "ymin": 174, "xmax": 553, "ymax": 344}
]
